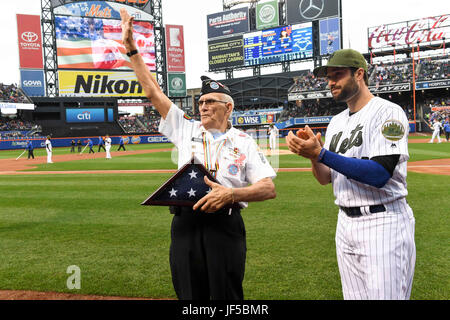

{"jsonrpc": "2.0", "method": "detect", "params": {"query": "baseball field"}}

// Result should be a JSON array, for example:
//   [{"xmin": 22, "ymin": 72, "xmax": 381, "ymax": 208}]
[{"xmin": 0, "ymin": 135, "xmax": 448, "ymax": 300}]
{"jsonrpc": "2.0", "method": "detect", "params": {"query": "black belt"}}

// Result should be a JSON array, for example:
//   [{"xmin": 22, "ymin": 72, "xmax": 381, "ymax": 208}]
[
  {"xmin": 169, "ymin": 206, "xmax": 240, "ymax": 216},
  {"xmin": 340, "ymin": 204, "xmax": 386, "ymax": 217}
]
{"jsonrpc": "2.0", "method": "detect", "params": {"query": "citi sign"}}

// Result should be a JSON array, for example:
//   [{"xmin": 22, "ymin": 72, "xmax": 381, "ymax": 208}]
[
  {"xmin": 66, "ymin": 109, "xmax": 105, "ymax": 123},
  {"xmin": 78, "ymin": 111, "xmax": 91, "ymax": 120}
]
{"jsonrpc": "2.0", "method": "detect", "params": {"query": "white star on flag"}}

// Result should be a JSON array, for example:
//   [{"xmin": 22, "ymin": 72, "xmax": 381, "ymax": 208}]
[
  {"xmin": 187, "ymin": 188, "xmax": 196, "ymax": 197},
  {"xmin": 188, "ymin": 170, "xmax": 198, "ymax": 179},
  {"xmin": 169, "ymin": 188, "xmax": 178, "ymax": 197}
]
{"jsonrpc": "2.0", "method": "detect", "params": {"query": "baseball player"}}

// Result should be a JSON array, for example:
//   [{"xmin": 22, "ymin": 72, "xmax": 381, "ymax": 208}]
[
  {"xmin": 428, "ymin": 119, "xmax": 442, "ymax": 143},
  {"xmin": 104, "ymin": 134, "xmax": 112, "ymax": 159},
  {"xmin": 286, "ymin": 49, "xmax": 416, "ymax": 300},
  {"xmin": 45, "ymin": 136, "xmax": 53, "ymax": 163},
  {"xmin": 268, "ymin": 123, "xmax": 279, "ymax": 154}
]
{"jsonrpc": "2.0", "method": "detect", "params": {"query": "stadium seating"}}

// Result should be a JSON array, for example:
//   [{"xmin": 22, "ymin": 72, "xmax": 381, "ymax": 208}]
[{"xmin": 0, "ymin": 83, "xmax": 30, "ymax": 103}]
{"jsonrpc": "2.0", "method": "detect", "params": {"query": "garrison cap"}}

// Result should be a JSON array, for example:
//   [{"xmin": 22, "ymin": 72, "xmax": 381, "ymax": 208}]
[
  {"xmin": 199, "ymin": 76, "xmax": 231, "ymax": 97},
  {"xmin": 313, "ymin": 49, "xmax": 368, "ymax": 77}
]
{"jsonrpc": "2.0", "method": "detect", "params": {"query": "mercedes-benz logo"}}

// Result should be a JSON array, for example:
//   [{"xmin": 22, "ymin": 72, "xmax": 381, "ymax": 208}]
[
  {"xmin": 21, "ymin": 31, "xmax": 38, "ymax": 43},
  {"xmin": 299, "ymin": 0, "xmax": 324, "ymax": 20}
]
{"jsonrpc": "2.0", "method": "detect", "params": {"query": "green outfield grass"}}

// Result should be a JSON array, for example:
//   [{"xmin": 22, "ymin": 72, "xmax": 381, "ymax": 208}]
[{"xmin": 0, "ymin": 140, "xmax": 449, "ymax": 299}]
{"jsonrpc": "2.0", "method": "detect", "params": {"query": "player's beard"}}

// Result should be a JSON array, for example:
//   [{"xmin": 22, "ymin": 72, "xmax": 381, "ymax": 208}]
[{"xmin": 331, "ymin": 77, "xmax": 360, "ymax": 103}]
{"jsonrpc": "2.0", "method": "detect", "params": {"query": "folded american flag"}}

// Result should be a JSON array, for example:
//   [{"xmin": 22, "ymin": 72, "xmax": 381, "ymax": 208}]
[{"xmin": 142, "ymin": 157, "xmax": 218, "ymax": 207}]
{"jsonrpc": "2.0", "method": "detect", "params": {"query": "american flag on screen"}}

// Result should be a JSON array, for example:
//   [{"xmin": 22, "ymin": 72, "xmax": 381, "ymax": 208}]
[{"xmin": 55, "ymin": 16, "xmax": 156, "ymax": 71}]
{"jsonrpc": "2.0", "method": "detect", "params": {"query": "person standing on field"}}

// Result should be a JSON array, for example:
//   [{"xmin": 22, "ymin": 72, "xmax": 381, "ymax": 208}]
[
  {"xmin": 286, "ymin": 49, "xmax": 415, "ymax": 300},
  {"xmin": 104, "ymin": 134, "xmax": 112, "ymax": 159},
  {"xmin": 117, "ymin": 136, "xmax": 126, "ymax": 151},
  {"xmin": 428, "ymin": 118, "xmax": 442, "ymax": 143},
  {"xmin": 45, "ymin": 135, "xmax": 53, "ymax": 164},
  {"xmin": 268, "ymin": 123, "xmax": 279, "ymax": 154},
  {"xmin": 120, "ymin": 8, "xmax": 277, "ymax": 300},
  {"xmin": 26, "ymin": 139, "xmax": 34, "ymax": 159}
]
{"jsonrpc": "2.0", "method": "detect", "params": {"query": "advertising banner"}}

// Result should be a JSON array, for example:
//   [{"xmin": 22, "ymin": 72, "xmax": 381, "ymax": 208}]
[
  {"xmin": 319, "ymin": 17, "xmax": 341, "ymax": 55},
  {"xmin": 288, "ymin": 90, "xmax": 332, "ymax": 101},
  {"xmin": 286, "ymin": 0, "xmax": 340, "ymax": 24},
  {"xmin": 207, "ymin": 7, "xmax": 249, "ymax": 39},
  {"xmin": 231, "ymin": 114, "xmax": 275, "ymax": 126},
  {"xmin": 208, "ymin": 36, "xmax": 244, "ymax": 71},
  {"xmin": 0, "ymin": 134, "xmax": 169, "ymax": 151},
  {"xmin": 55, "ymin": 15, "xmax": 155, "ymax": 71},
  {"xmin": 167, "ymin": 73, "xmax": 187, "ymax": 97},
  {"xmin": 53, "ymin": 1, "xmax": 154, "ymax": 20},
  {"xmin": 165, "ymin": 25, "xmax": 186, "ymax": 72},
  {"xmin": 66, "ymin": 108, "xmax": 106, "ymax": 123},
  {"xmin": 20, "ymin": 69, "xmax": 46, "ymax": 97},
  {"xmin": 244, "ymin": 22, "xmax": 313, "ymax": 66},
  {"xmin": 16, "ymin": 14, "xmax": 44, "ymax": 69},
  {"xmin": 256, "ymin": 0, "xmax": 280, "ymax": 30},
  {"xmin": 415, "ymin": 79, "xmax": 450, "ymax": 90},
  {"xmin": 58, "ymin": 70, "xmax": 152, "ymax": 97},
  {"xmin": 369, "ymin": 83, "xmax": 411, "ymax": 93},
  {"xmin": 50, "ymin": 0, "xmax": 152, "ymax": 15},
  {"xmin": 368, "ymin": 14, "xmax": 449, "ymax": 50}
]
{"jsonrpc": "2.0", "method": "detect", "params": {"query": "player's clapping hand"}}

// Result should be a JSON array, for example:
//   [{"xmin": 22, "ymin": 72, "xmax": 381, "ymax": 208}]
[
  {"xmin": 193, "ymin": 176, "xmax": 233, "ymax": 213},
  {"xmin": 120, "ymin": 8, "xmax": 137, "ymax": 52},
  {"xmin": 286, "ymin": 125, "xmax": 323, "ymax": 161}
]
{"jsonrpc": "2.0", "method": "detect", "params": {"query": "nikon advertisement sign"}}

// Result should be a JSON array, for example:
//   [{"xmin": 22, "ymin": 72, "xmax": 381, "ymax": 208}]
[
  {"xmin": 208, "ymin": 36, "xmax": 244, "ymax": 71},
  {"xmin": 256, "ymin": 0, "xmax": 279, "ymax": 30},
  {"xmin": 58, "ymin": 70, "xmax": 153, "ymax": 97},
  {"xmin": 167, "ymin": 73, "xmax": 186, "ymax": 97}
]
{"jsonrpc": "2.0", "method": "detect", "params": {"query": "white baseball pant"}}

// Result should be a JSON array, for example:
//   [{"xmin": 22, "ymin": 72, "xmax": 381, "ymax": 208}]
[{"xmin": 335, "ymin": 201, "xmax": 416, "ymax": 300}]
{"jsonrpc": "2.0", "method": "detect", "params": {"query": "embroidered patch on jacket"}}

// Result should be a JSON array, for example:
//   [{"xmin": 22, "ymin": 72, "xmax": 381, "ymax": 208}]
[
  {"xmin": 381, "ymin": 120, "xmax": 405, "ymax": 141},
  {"xmin": 228, "ymin": 164, "xmax": 239, "ymax": 176}
]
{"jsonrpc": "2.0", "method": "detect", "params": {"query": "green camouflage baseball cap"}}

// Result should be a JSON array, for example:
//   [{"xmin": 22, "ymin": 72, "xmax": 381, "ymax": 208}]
[{"xmin": 313, "ymin": 49, "xmax": 368, "ymax": 77}]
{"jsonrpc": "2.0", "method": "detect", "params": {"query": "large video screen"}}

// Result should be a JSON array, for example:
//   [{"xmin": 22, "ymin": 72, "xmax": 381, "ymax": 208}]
[
  {"xmin": 55, "ymin": 15, "xmax": 155, "ymax": 71},
  {"xmin": 244, "ymin": 22, "xmax": 313, "ymax": 66}
]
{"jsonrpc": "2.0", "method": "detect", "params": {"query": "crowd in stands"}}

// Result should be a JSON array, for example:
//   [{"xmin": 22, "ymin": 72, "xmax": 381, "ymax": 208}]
[
  {"xmin": 370, "ymin": 61, "xmax": 413, "ymax": 86},
  {"xmin": 118, "ymin": 108, "xmax": 164, "ymax": 134},
  {"xmin": 417, "ymin": 56, "xmax": 449, "ymax": 81},
  {"xmin": 280, "ymin": 100, "xmax": 346, "ymax": 121},
  {"xmin": 422, "ymin": 97, "xmax": 450, "ymax": 123},
  {"xmin": 0, "ymin": 83, "xmax": 30, "ymax": 103},
  {"xmin": 0, "ymin": 116, "xmax": 42, "ymax": 140},
  {"xmin": 289, "ymin": 72, "xmax": 328, "ymax": 93},
  {"xmin": 288, "ymin": 55, "xmax": 449, "ymax": 93}
]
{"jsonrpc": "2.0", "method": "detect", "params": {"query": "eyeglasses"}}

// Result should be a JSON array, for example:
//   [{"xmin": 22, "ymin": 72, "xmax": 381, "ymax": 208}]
[{"xmin": 198, "ymin": 99, "xmax": 228, "ymax": 106}]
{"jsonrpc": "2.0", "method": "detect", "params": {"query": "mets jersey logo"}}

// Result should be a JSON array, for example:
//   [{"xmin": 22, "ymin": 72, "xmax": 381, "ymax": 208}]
[
  {"xmin": 329, "ymin": 124, "xmax": 363, "ymax": 154},
  {"xmin": 381, "ymin": 120, "xmax": 405, "ymax": 141}
]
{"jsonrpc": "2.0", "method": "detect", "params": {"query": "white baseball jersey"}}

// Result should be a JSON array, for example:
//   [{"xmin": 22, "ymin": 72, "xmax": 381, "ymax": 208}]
[
  {"xmin": 324, "ymin": 97, "xmax": 410, "ymax": 208},
  {"xmin": 269, "ymin": 127, "xmax": 279, "ymax": 138},
  {"xmin": 45, "ymin": 139, "xmax": 52, "ymax": 153},
  {"xmin": 432, "ymin": 121, "xmax": 442, "ymax": 132},
  {"xmin": 105, "ymin": 137, "xmax": 112, "ymax": 147},
  {"xmin": 159, "ymin": 104, "xmax": 276, "ymax": 208}
]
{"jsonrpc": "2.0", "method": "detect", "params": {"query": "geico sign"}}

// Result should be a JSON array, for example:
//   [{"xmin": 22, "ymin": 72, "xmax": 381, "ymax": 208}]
[
  {"xmin": 23, "ymin": 80, "xmax": 42, "ymax": 87},
  {"xmin": 74, "ymin": 75, "xmax": 143, "ymax": 95}
]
